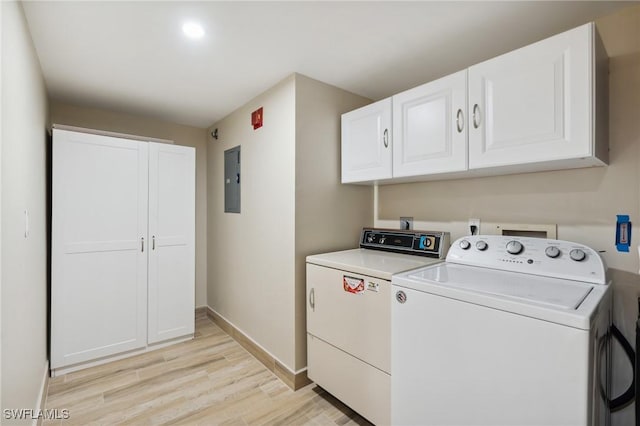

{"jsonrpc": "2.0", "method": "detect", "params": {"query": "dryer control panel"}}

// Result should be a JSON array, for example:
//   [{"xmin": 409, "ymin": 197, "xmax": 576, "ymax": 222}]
[
  {"xmin": 360, "ymin": 228, "xmax": 450, "ymax": 258},
  {"xmin": 448, "ymin": 235, "xmax": 606, "ymax": 284}
]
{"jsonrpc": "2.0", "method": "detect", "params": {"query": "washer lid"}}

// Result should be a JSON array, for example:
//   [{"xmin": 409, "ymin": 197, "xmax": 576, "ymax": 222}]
[
  {"xmin": 306, "ymin": 248, "xmax": 442, "ymax": 280},
  {"xmin": 393, "ymin": 263, "xmax": 609, "ymax": 329},
  {"xmin": 407, "ymin": 263, "xmax": 592, "ymax": 309}
]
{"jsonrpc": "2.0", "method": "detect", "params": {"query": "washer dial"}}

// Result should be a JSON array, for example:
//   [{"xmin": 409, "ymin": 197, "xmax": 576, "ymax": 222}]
[
  {"xmin": 545, "ymin": 246, "xmax": 561, "ymax": 258},
  {"xmin": 570, "ymin": 249, "xmax": 586, "ymax": 262},
  {"xmin": 476, "ymin": 241, "xmax": 488, "ymax": 251},
  {"xmin": 506, "ymin": 241, "xmax": 523, "ymax": 255},
  {"xmin": 459, "ymin": 240, "xmax": 471, "ymax": 250}
]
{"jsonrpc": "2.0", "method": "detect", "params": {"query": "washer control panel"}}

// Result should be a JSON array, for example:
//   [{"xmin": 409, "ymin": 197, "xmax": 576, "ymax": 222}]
[
  {"xmin": 448, "ymin": 235, "xmax": 606, "ymax": 284},
  {"xmin": 360, "ymin": 228, "xmax": 450, "ymax": 258}
]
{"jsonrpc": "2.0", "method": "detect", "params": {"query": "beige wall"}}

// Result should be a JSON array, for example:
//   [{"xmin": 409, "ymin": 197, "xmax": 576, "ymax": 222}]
[
  {"xmin": 294, "ymin": 75, "xmax": 372, "ymax": 370},
  {"xmin": 1, "ymin": 0, "xmax": 49, "ymax": 421},
  {"xmin": 49, "ymin": 102, "xmax": 209, "ymax": 308},
  {"xmin": 207, "ymin": 74, "xmax": 373, "ymax": 372},
  {"xmin": 207, "ymin": 75, "xmax": 298, "ymax": 369}
]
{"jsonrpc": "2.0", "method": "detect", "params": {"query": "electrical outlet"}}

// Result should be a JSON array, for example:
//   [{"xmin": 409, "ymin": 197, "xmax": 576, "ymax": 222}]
[
  {"xmin": 468, "ymin": 218, "xmax": 480, "ymax": 236},
  {"xmin": 400, "ymin": 217, "xmax": 413, "ymax": 230}
]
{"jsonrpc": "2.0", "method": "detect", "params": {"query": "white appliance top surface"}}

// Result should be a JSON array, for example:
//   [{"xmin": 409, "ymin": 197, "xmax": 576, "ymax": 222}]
[
  {"xmin": 407, "ymin": 263, "xmax": 592, "ymax": 309},
  {"xmin": 307, "ymin": 248, "xmax": 442, "ymax": 281},
  {"xmin": 393, "ymin": 263, "xmax": 609, "ymax": 330}
]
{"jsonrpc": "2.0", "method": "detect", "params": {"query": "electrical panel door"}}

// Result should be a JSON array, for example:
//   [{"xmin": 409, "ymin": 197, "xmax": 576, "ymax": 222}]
[{"xmin": 224, "ymin": 146, "xmax": 241, "ymax": 213}]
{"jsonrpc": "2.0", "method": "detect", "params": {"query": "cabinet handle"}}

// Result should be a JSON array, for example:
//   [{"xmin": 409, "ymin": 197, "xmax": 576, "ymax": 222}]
[
  {"xmin": 152, "ymin": 235, "xmax": 155, "ymax": 250},
  {"xmin": 141, "ymin": 237, "xmax": 144, "ymax": 252},
  {"xmin": 473, "ymin": 104, "xmax": 481, "ymax": 129},
  {"xmin": 383, "ymin": 129, "xmax": 389, "ymax": 148},
  {"xmin": 456, "ymin": 109, "xmax": 464, "ymax": 133},
  {"xmin": 309, "ymin": 288, "xmax": 315, "ymax": 310}
]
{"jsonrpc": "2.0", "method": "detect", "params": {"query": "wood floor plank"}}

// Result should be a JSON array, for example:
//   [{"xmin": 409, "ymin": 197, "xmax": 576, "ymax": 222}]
[{"xmin": 45, "ymin": 314, "xmax": 373, "ymax": 426}]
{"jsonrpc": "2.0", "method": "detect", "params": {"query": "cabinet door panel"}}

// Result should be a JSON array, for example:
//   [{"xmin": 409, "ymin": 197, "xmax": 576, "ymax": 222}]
[
  {"xmin": 148, "ymin": 143, "xmax": 195, "ymax": 344},
  {"xmin": 306, "ymin": 264, "xmax": 390, "ymax": 373},
  {"xmin": 469, "ymin": 23, "xmax": 592, "ymax": 169},
  {"xmin": 51, "ymin": 129, "xmax": 148, "ymax": 368},
  {"xmin": 341, "ymin": 98, "xmax": 392, "ymax": 183},
  {"xmin": 393, "ymin": 70, "xmax": 467, "ymax": 177}
]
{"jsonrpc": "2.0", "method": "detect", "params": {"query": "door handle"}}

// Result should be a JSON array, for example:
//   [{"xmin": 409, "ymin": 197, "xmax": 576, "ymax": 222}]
[
  {"xmin": 141, "ymin": 237, "xmax": 144, "ymax": 252},
  {"xmin": 456, "ymin": 109, "xmax": 464, "ymax": 133},
  {"xmin": 473, "ymin": 104, "xmax": 481, "ymax": 129},
  {"xmin": 383, "ymin": 129, "xmax": 389, "ymax": 148},
  {"xmin": 309, "ymin": 288, "xmax": 315, "ymax": 310},
  {"xmin": 152, "ymin": 235, "xmax": 155, "ymax": 250}
]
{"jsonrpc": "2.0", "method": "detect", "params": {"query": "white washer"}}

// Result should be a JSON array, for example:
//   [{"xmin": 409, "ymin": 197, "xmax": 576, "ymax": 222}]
[
  {"xmin": 392, "ymin": 235, "xmax": 612, "ymax": 426},
  {"xmin": 306, "ymin": 228, "xmax": 449, "ymax": 425}
]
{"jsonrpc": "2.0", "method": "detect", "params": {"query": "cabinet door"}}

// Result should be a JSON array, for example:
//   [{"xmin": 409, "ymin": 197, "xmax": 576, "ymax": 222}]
[
  {"xmin": 341, "ymin": 98, "xmax": 392, "ymax": 183},
  {"xmin": 393, "ymin": 70, "xmax": 468, "ymax": 177},
  {"xmin": 468, "ymin": 23, "xmax": 592, "ymax": 169},
  {"xmin": 148, "ymin": 142, "xmax": 195, "ymax": 344},
  {"xmin": 306, "ymin": 264, "xmax": 390, "ymax": 373},
  {"xmin": 51, "ymin": 129, "xmax": 148, "ymax": 368}
]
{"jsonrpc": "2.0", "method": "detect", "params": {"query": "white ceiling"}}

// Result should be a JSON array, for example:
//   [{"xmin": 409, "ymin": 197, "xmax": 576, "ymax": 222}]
[{"xmin": 22, "ymin": 1, "xmax": 635, "ymax": 129}]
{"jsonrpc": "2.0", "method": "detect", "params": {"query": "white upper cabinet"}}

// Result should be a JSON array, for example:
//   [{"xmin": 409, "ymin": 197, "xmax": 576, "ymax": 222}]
[
  {"xmin": 468, "ymin": 23, "xmax": 608, "ymax": 171},
  {"xmin": 340, "ymin": 22, "xmax": 607, "ymax": 185},
  {"xmin": 393, "ymin": 70, "xmax": 468, "ymax": 178},
  {"xmin": 341, "ymin": 98, "xmax": 392, "ymax": 183}
]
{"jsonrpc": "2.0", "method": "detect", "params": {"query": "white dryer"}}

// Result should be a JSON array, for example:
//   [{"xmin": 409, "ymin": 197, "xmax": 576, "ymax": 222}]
[
  {"xmin": 307, "ymin": 228, "xmax": 449, "ymax": 425},
  {"xmin": 392, "ymin": 235, "xmax": 612, "ymax": 426}
]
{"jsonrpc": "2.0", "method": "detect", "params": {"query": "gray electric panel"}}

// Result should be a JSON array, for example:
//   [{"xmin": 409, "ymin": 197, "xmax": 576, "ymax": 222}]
[{"xmin": 224, "ymin": 146, "xmax": 241, "ymax": 213}]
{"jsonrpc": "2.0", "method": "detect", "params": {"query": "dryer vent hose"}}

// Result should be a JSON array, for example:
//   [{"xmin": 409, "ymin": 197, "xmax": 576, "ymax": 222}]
[{"xmin": 608, "ymin": 323, "xmax": 635, "ymax": 412}]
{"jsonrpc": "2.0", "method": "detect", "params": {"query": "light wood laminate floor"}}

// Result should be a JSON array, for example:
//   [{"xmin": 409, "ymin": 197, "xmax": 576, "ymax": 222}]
[{"xmin": 44, "ymin": 310, "xmax": 372, "ymax": 425}]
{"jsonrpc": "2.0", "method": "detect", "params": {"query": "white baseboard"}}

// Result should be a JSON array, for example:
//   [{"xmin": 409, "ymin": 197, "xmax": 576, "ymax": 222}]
[{"xmin": 33, "ymin": 360, "xmax": 49, "ymax": 426}]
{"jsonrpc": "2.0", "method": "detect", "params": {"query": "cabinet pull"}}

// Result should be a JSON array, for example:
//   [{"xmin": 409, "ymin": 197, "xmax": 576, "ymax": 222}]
[
  {"xmin": 456, "ymin": 109, "xmax": 464, "ymax": 133},
  {"xmin": 309, "ymin": 288, "xmax": 315, "ymax": 310},
  {"xmin": 383, "ymin": 129, "xmax": 389, "ymax": 148},
  {"xmin": 141, "ymin": 237, "xmax": 144, "ymax": 252},
  {"xmin": 472, "ymin": 104, "xmax": 481, "ymax": 129},
  {"xmin": 152, "ymin": 235, "xmax": 155, "ymax": 250}
]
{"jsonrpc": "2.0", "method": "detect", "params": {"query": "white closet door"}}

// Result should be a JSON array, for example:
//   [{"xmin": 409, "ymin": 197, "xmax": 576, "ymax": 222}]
[
  {"xmin": 147, "ymin": 142, "xmax": 195, "ymax": 344},
  {"xmin": 51, "ymin": 129, "xmax": 148, "ymax": 368}
]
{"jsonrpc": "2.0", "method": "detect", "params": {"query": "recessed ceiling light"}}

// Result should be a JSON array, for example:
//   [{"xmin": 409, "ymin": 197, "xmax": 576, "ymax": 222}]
[{"xmin": 182, "ymin": 22, "xmax": 204, "ymax": 39}]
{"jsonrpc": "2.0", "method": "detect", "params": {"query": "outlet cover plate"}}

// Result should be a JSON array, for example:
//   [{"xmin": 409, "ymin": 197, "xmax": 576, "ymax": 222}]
[
  {"xmin": 468, "ymin": 218, "xmax": 480, "ymax": 235},
  {"xmin": 400, "ymin": 217, "xmax": 413, "ymax": 230}
]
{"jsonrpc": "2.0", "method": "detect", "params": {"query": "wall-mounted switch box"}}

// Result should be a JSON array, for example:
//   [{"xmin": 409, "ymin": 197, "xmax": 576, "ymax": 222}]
[{"xmin": 224, "ymin": 146, "xmax": 241, "ymax": 213}]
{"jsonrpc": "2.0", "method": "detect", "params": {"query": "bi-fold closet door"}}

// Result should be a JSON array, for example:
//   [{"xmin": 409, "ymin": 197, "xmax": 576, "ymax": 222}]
[{"xmin": 51, "ymin": 129, "xmax": 195, "ymax": 370}]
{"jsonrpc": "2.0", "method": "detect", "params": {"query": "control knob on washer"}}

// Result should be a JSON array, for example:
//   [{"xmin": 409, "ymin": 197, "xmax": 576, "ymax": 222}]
[
  {"xmin": 545, "ymin": 246, "xmax": 560, "ymax": 258},
  {"xmin": 459, "ymin": 240, "xmax": 471, "ymax": 250},
  {"xmin": 506, "ymin": 241, "xmax": 523, "ymax": 255},
  {"xmin": 570, "ymin": 249, "xmax": 586, "ymax": 262},
  {"xmin": 476, "ymin": 241, "xmax": 488, "ymax": 251}
]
